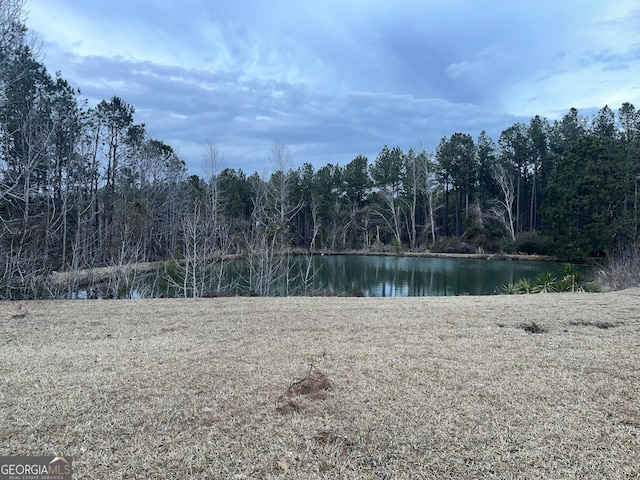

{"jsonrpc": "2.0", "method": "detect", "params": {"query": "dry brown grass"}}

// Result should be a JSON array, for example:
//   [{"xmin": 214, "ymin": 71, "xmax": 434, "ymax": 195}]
[{"xmin": 1, "ymin": 291, "xmax": 640, "ymax": 479}]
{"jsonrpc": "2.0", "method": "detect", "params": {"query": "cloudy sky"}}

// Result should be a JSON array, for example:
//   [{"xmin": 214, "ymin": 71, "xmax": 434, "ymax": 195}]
[{"xmin": 26, "ymin": 0, "xmax": 640, "ymax": 176}]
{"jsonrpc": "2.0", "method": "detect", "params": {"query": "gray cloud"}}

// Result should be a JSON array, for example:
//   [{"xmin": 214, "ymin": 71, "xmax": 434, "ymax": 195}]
[{"xmin": 27, "ymin": 0, "xmax": 640, "ymax": 175}]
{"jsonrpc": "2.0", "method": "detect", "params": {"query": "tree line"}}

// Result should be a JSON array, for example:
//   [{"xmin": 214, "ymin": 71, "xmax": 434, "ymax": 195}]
[{"xmin": 2, "ymin": 0, "xmax": 639, "ymax": 299}]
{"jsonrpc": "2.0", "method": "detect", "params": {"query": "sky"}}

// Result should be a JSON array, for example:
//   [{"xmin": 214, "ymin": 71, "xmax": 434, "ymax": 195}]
[{"xmin": 25, "ymin": 0, "xmax": 640, "ymax": 176}]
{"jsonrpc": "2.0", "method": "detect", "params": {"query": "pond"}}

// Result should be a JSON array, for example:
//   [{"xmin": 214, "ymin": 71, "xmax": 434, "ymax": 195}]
[
  {"xmin": 131, "ymin": 254, "xmax": 592, "ymax": 298},
  {"xmin": 309, "ymin": 255, "xmax": 589, "ymax": 296}
]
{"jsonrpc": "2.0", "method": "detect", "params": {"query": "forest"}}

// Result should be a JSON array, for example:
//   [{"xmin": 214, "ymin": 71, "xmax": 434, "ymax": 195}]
[{"xmin": 2, "ymin": 0, "xmax": 640, "ymax": 299}]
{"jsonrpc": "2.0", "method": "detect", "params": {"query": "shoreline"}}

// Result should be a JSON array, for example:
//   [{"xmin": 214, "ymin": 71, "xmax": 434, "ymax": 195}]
[
  {"xmin": 319, "ymin": 250, "xmax": 559, "ymax": 262},
  {"xmin": 44, "ymin": 250, "xmax": 586, "ymax": 289}
]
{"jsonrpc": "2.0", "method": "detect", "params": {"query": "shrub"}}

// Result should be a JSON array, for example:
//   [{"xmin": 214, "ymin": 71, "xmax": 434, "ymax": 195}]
[
  {"xmin": 462, "ymin": 203, "xmax": 506, "ymax": 253},
  {"xmin": 431, "ymin": 237, "xmax": 476, "ymax": 254},
  {"xmin": 556, "ymin": 264, "xmax": 584, "ymax": 292},
  {"xmin": 596, "ymin": 248, "xmax": 640, "ymax": 291},
  {"xmin": 392, "ymin": 237, "xmax": 403, "ymax": 254},
  {"xmin": 502, "ymin": 264, "xmax": 600, "ymax": 294},
  {"xmin": 514, "ymin": 278, "xmax": 535, "ymax": 294},
  {"xmin": 534, "ymin": 272, "xmax": 557, "ymax": 293},
  {"xmin": 510, "ymin": 232, "xmax": 552, "ymax": 255},
  {"xmin": 370, "ymin": 240, "xmax": 393, "ymax": 253}
]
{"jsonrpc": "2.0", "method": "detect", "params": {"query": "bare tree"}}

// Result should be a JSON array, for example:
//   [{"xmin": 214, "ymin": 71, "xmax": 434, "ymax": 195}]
[
  {"xmin": 244, "ymin": 174, "xmax": 282, "ymax": 295},
  {"xmin": 180, "ymin": 203, "xmax": 205, "ymax": 298},
  {"xmin": 405, "ymin": 149, "xmax": 419, "ymax": 249},
  {"xmin": 201, "ymin": 137, "xmax": 234, "ymax": 294},
  {"xmin": 370, "ymin": 145, "xmax": 406, "ymax": 248},
  {"xmin": 490, "ymin": 163, "xmax": 516, "ymax": 241},
  {"xmin": 0, "ymin": 57, "xmax": 58, "ymax": 298},
  {"xmin": 0, "ymin": 0, "xmax": 28, "ymax": 101},
  {"xmin": 309, "ymin": 195, "xmax": 321, "ymax": 251},
  {"xmin": 242, "ymin": 141, "xmax": 307, "ymax": 295},
  {"xmin": 419, "ymin": 150, "xmax": 439, "ymax": 246},
  {"xmin": 372, "ymin": 188, "xmax": 405, "ymax": 248},
  {"xmin": 267, "ymin": 139, "xmax": 303, "ymax": 247}
]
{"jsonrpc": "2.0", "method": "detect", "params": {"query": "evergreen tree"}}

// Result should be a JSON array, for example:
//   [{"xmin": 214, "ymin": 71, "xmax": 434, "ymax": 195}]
[{"xmin": 544, "ymin": 133, "xmax": 632, "ymax": 258}]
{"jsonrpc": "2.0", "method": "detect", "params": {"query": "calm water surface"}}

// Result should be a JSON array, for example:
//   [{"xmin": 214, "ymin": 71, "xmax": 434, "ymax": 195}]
[
  {"xmin": 127, "ymin": 254, "xmax": 590, "ymax": 298},
  {"xmin": 310, "ymin": 255, "xmax": 588, "ymax": 296}
]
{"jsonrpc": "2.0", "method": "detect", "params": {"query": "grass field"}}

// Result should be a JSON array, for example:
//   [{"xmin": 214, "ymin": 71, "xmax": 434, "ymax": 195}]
[{"xmin": 1, "ymin": 291, "xmax": 639, "ymax": 479}]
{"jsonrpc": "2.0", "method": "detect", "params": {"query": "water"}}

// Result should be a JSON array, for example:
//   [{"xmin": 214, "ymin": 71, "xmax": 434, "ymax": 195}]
[
  {"xmin": 310, "ymin": 255, "xmax": 587, "ymax": 296},
  {"xmin": 126, "ymin": 254, "xmax": 588, "ymax": 298}
]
